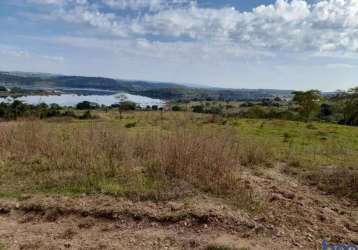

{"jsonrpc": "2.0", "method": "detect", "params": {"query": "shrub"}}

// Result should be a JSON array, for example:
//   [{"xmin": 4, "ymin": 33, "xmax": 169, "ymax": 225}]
[
  {"xmin": 76, "ymin": 101, "xmax": 99, "ymax": 110},
  {"xmin": 117, "ymin": 101, "xmax": 137, "ymax": 111},
  {"xmin": 0, "ymin": 86, "xmax": 8, "ymax": 91},
  {"xmin": 304, "ymin": 167, "xmax": 358, "ymax": 201},
  {"xmin": 125, "ymin": 122, "xmax": 137, "ymax": 128},
  {"xmin": 172, "ymin": 106, "xmax": 182, "ymax": 111},
  {"xmin": 191, "ymin": 105, "xmax": 203, "ymax": 113}
]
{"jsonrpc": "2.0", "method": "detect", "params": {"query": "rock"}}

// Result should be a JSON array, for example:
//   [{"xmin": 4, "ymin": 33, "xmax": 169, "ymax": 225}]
[{"xmin": 306, "ymin": 233, "xmax": 314, "ymax": 241}]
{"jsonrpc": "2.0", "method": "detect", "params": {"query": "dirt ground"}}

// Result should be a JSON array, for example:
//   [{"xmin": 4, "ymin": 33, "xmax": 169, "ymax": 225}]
[{"xmin": 0, "ymin": 165, "xmax": 357, "ymax": 250}]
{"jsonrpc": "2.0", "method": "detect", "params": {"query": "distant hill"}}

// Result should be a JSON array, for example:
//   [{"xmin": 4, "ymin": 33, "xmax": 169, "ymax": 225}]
[{"xmin": 0, "ymin": 71, "xmax": 294, "ymax": 101}]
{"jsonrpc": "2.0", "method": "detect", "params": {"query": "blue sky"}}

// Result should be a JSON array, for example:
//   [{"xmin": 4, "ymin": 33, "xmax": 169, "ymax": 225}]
[{"xmin": 1, "ymin": 0, "xmax": 358, "ymax": 91}]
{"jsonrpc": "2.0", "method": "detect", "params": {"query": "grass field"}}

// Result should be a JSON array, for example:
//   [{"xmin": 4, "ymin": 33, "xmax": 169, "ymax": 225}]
[
  {"xmin": 0, "ymin": 110, "xmax": 357, "ymax": 250},
  {"xmin": 0, "ymin": 110, "xmax": 357, "ymax": 203}
]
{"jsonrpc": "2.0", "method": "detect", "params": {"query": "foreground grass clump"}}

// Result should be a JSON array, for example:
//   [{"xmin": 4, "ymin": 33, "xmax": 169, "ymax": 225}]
[{"xmin": 0, "ymin": 120, "xmax": 266, "ymax": 210}]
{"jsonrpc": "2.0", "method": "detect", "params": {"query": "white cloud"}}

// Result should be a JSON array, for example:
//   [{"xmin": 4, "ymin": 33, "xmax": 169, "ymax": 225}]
[
  {"xmin": 39, "ymin": 35, "xmax": 274, "ymax": 64},
  {"xmin": 28, "ymin": 0, "xmax": 86, "ymax": 5},
  {"xmin": 0, "ymin": 45, "xmax": 64, "ymax": 62},
  {"xmin": 0, "ymin": 48, "xmax": 30, "ymax": 58},
  {"xmin": 326, "ymin": 63, "xmax": 358, "ymax": 69},
  {"xmin": 101, "ymin": 0, "xmax": 192, "ymax": 11},
  {"xmin": 28, "ymin": 0, "xmax": 65, "ymax": 5},
  {"xmin": 30, "ymin": 0, "xmax": 358, "ymax": 54}
]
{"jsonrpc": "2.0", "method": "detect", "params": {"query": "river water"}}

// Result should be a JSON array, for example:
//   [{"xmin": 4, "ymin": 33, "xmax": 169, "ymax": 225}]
[{"xmin": 0, "ymin": 93, "xmax": 164, "ymax": 107}]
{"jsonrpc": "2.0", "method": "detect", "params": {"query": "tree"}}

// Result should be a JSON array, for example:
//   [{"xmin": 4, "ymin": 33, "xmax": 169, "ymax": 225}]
[
  {"xmin": 172, "ymin": 105, "xmax": 182, "ymax": 112},
  {"xmin": 192, "ymin": 105, "xmax": 204, "ymax": 113},
  {"xmin": 336, "ymin": 87, "xmax": 358, "ymax": 125},
  {"xmin": 76, "ymin": 101, "xmax": 99, "ymax": 110},
  {"xmin": 292, "ymin": 90, "xmax": 321, "ymax": 121},
  {"xmin": 117, "ymin": 101, "xmax": 137, "ymax": 111},
  {"xmin": 0, "ymin": 86, "xmax": 8, "ymax": 92}
]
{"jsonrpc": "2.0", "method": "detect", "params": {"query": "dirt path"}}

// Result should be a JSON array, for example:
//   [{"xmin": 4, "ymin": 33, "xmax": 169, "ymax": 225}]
[{"xmin": 0, "ymin": 166, "xmax": 357, "ymax": 250}]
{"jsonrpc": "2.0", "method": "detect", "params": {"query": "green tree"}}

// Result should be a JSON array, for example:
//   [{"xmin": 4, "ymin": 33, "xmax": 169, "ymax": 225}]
[
  {"xmin": 336, "ymin": 87, "xmax": 358, "ymax": 125},
  {"xmin": 292, "ymin": 90, "xmax": 321, "ymax": 121},
  {"xmin": 76, "ymin": 101, "xmax": 99, "ymax": 110}
]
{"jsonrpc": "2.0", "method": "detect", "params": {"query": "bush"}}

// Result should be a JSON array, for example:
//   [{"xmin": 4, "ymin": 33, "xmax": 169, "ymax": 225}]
[
  {"xmin": 172, "ymin": 106, "xmax": 182, "ymax": 112},
  {"xmin": 0, "ymin": 86, "xmax": 8, "ymax": 91},
  {"xmin": 117, "ymin": 101, "xmax": 137, "ymax": 111},
  {"xmin": 76, "ymin": 101, "xmax": 99, "ymax": 110},
  {"xmin": 192, "ymin": 105, "xmax": 204, "ymax": 113},
  {"xmin": 125, "ymin": 122, "xmax": 137, "ymax": 128},
  {"xmin": 304, "ymin": 167, "xmax": 358, "ymax": 201}
]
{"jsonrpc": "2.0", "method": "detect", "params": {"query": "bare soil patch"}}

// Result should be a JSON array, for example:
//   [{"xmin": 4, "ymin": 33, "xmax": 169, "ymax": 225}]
[{"xmin": 0, "ymin": 166, "xmax": 357, "ymax": 250}]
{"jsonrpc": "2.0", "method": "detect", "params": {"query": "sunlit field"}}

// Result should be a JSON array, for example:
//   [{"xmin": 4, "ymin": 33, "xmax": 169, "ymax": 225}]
[{"xmin": 1, "ymin": 110, "xmax": 357, "ymax": 203}]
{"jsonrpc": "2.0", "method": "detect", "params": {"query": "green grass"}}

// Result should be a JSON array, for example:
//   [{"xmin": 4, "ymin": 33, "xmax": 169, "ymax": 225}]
[
  {"xmin": 229, "ymin": 118, "xmax": 358, "ymax": 168},
  {"xmin": 0, "ymin": 111, "xmax": 357, "ymax": 203}
]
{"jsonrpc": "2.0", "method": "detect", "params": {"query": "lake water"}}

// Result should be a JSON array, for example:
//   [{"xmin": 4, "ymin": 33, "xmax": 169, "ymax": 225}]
[{"xmin": 0, "ymin": 93, "xmax": 164, "ymax": 107}]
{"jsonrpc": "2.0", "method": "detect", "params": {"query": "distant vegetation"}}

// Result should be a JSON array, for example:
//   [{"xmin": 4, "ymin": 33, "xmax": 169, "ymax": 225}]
[
  {"xmin": 0, "ymin": 99, "xmax": 155, "ymax": 121},
  {"xmin": 0, "ymin": 101, "xmax": 95, "ymax": 120},
  {"xmin": 170, "ymin": 87, "xmax": 358, "ymax": 127},
  {"xmin": 0, "ymin": 85, "xmax": 53, "ymax": 97},
  {"xmin": 0, "ymin": 71, "xmax": 292, "ymax": 101},
  {"xmin": 1, "ymin": 86, "xmax": 358, "ymax": 128}
]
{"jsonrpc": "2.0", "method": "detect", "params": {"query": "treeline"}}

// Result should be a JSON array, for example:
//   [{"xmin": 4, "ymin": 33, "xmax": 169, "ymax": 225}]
[
  {"xmin": 0, "ymin": 100, "xmax": 162, "ymax": 121},
  {"xmin": 178, "ymin": 87, "xmax": 358, "ymax": 126},
  {"xmin": 0, "ymin": 101, "xmax": 94, "ymax": 120}
]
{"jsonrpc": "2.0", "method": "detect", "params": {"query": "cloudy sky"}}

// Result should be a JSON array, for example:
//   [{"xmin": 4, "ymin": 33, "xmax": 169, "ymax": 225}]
[{"xmin": 1, "ymin": 0, "xmax": 358, "ymax": 91}]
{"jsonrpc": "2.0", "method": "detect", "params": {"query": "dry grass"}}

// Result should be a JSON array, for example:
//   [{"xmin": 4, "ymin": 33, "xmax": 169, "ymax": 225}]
[
  {"xmin": 303, "ymin": 167, "xmax": 358, "ymax": 201},
  {"xmin": 0, "ymin": 120, "xmax": 267, "ymax": 210}
]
